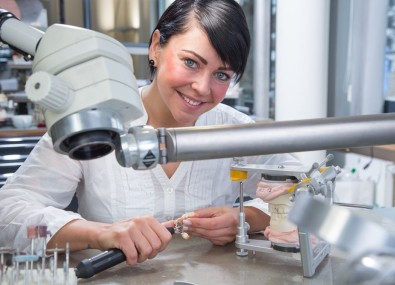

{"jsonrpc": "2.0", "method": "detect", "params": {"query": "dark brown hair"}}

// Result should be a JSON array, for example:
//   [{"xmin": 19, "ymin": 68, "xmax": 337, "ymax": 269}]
[{"xmin": 148, "ymin": 0, "xmax": 250, "ymax": 83}]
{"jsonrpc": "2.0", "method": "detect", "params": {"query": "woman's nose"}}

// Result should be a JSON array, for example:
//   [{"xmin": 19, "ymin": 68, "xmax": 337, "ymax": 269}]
[{"xmin": 191, "ymin": 74, "xmax": 211, "ymax": 96}]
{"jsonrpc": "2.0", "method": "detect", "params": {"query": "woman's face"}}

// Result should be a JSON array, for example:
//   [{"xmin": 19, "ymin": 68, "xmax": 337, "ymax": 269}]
[{"xmin": 150, "ymin": 23, "xmax": 235, "ymax": 126}]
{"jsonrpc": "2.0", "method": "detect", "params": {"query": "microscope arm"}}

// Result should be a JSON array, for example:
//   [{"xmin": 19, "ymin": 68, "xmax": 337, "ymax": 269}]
[
  {"xmin": 160, "ymin": 113, "xmax": 395, "ymax": 162},
  {"xmin": 116, "ymin": 112, "xmax": 395, "ymax": 169}
]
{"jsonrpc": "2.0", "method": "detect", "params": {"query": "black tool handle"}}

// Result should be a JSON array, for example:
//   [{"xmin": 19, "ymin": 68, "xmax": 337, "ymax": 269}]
[
  {"xmin": 75, "ymin": 249, "xmax": 125, "ymax": 279},
  {"xmin": 75, "ymin": 226, "xmax": 175, "ymax": 279}
]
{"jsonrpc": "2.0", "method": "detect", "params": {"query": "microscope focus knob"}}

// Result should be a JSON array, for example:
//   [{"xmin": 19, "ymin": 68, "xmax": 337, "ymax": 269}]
[{"xmin": 26, "ymin": 71, "xmax": 74, "ymax": 113}]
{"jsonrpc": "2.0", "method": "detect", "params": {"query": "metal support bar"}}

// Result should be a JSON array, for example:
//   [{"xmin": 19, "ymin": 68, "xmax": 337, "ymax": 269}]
[{"xmin": 163, "ymin": 113, "xmax": 395, "ymax": 162}]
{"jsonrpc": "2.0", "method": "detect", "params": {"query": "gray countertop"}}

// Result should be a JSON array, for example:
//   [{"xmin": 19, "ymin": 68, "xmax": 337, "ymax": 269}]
[{"xmin": 66, "ymin": 235, "xmax": 347, "ymax": 285}]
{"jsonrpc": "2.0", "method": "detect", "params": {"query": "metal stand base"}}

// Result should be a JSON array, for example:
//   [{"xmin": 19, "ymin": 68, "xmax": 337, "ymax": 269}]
[{"xmin": 235, "ymin": 231, "xmax": 330, "ymax": 277}]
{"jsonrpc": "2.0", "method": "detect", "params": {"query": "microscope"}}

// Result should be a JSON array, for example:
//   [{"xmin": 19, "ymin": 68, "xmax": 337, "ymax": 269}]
[
  {"xmin": 0, "ymin": 9, "xmax": 144, "ymax": 161},
  {"xmin": 231, "ymin": 154, "xmax": 341, "ymax": 277}
]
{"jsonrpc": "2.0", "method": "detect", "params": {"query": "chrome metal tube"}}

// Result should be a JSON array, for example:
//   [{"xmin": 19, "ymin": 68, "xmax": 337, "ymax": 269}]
[
  {"xmin": 82, "ymin": 0, "xmax": 92, "ymax": 29},
  {"xmin": 253, "ymin": 0, "xmax": 271, "ymax": 119},
  {"xmin": 163, "ymin": 113, "xmax": 395, "ymax": 162}
]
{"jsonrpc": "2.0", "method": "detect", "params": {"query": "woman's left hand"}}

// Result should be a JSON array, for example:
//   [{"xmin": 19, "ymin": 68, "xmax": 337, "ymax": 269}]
[{"xmin": 180, "ymin": 206, "xmax": 239, "ymax": 245}]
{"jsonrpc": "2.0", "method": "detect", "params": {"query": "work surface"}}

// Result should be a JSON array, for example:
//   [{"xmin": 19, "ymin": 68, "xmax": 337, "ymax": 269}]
[{"xmin": 68, "ymin": 235, "xmax": 347, "ymax": 285}]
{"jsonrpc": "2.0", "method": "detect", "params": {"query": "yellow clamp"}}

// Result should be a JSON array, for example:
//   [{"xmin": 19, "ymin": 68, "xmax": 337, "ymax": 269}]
[
  {"xmin": 287, "ymin": 177, "xmax": 312, "ymax": 193},
  {"xmin": 319, "ymin": 167, "xmax": 329, "ymax": 173},
  {"xmin": 230, "ymin": 169, "xmax": 248, "ymax": 181}
]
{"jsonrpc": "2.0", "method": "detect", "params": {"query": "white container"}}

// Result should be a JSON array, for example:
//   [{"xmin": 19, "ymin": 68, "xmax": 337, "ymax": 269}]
[{"xmin": 11, "ymin": 115, "xmax": 33, "ymax": 129}]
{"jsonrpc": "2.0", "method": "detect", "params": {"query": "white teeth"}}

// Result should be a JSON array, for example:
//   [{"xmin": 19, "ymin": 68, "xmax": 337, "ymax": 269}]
[{"xmin": 181, "ymin": 94, "xmax": 200, "ymax": 106}]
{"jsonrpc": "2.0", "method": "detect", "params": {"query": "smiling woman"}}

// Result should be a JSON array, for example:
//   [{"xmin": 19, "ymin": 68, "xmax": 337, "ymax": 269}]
[
  {"xmin": 0, "ymin": 0, "xmax": 299, "ymax": 270},
  {"xmin": 142, "ymin": 0, "xmax": 250, "ymax": 129}
]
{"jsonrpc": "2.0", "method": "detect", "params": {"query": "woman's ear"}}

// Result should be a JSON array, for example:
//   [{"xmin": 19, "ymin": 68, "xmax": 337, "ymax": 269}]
[{"xmin": 149, "ymin": 29, "xmax": 162, "ymax": 63}]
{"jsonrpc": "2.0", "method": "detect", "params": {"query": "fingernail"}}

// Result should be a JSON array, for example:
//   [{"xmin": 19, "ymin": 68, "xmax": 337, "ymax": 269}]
[{"xmin": 182, "ymin": 219, "xmax": 192, "ymax": 226}]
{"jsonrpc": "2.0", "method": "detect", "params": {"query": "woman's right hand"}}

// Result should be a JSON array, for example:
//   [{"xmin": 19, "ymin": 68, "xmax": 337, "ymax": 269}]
[
  {"xmin": 95, "ymin": 216, "xmax": 173, "ymax": 265},
  {"xmin": 47, "ymin": 216, "xmax": 173, "ymax": 266}
]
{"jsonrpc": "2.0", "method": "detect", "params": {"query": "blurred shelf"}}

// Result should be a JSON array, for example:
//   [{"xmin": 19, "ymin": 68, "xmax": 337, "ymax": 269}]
[
  {"xmin": 7, "ymin": 91, "xmax": 28, "ymax": 102},
  {"xmin": 342, "ymin": 145, "xmax": 395, "ymax": 163},
  {"xmin": 0, "ymin": 128, "xmax": 46, "ymax": 138},
  {"xmin": 8, "ymin": 61, "xmax": 32, "ymax": 70}
]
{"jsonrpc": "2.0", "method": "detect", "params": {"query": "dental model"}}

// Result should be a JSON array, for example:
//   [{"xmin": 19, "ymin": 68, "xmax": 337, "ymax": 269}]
[
  {"xmin": 174, "ymin": 212, "xmax": 196, "ymax": 240},
  {"xmin": 256, "ymin": 180, "xmax": 299, "ymax": 244}
]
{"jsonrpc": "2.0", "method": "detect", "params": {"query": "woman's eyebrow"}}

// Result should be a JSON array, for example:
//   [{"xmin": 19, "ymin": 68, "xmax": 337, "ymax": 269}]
[
  {"xmin": 182, "ymin": 49, "xmax": 208, "ymax": 64},
  {"xmin": 181, "ymin": 49, "xmax": 232, "ymax": 71}
]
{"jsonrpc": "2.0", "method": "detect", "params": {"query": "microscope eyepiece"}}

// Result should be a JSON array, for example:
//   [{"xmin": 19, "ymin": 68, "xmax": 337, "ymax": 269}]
[
  {"xmin": 0, "ymin": 9, "xmax": 17, "ymax": 26},
  {"xmin": 0, "ymin": 9, "xmax": 43, "ymax": 60}
]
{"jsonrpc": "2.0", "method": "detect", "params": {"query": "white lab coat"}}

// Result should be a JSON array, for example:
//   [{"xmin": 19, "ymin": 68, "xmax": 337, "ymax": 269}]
[{"xmin": 0, "ymin": 103, "xmax": 298, "ymax": 251}]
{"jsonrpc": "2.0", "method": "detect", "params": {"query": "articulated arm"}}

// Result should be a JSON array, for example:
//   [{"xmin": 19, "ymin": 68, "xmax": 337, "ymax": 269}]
[{"xmin": 115, "ymin": 113, "xmax": 395, "ymax": 169}]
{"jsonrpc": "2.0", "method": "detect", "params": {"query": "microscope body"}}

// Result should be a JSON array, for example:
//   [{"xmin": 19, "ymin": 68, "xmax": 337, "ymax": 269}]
[
  {"xmin": 0, "ymin": 10, "xmax": 144, "ymax": 160},
  {"xmin": 26, "ymin": 24, "xmax": 144, "ymax": 159},
  {"xmin": 31, "ymin": 24, "xmax": 142, "ymax": 127}
]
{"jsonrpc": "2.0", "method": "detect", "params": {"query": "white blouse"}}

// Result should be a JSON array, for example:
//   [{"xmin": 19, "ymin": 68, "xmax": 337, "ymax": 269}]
[{"xmin": 0, "ymin": 103, "xmax": 297, "ymax": 251}]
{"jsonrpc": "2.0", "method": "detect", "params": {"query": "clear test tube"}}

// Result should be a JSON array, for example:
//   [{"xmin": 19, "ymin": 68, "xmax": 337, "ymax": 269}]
[
  {"xmin": 48, "ymin": 256, "xmax": 54, "ymax": 285},
  {"xmin": 0, "ymin": 247, "xmax": 15, "ymax": 279},
  {"xmin": 26, "ymin": 225, "xmax": 39, "ymax": 282},
  {"xmin": 13, "ymin": 249, "xmax": 20, "ymax": 284},
  {"xmin": 27, "ymin": 225, "xmax": 38, "ymax": 253},
  {"xmin": 0, "ymin": 247, "xmax": 6, "ymax": 276},
  {"xmin": 37, "ymin": 225, "xmax": 48, "ymax": 276},
  {"xmin": 47, "ymin": 245, "xmax": 64, "ymax": 284},
  {"xmin": 27, "ymin": 225, "xmax": 38, "ymax": 271},
  {"xmin": 54, "ymin": 246, "xmax": 58, "ymax": 282},
  {"xmin": 37, "ymin": 225, "xmax": 48, "ymax": 248},
  {"xmin": 64, "ymin": 242, "xmax": 69, "ymax": 285}
]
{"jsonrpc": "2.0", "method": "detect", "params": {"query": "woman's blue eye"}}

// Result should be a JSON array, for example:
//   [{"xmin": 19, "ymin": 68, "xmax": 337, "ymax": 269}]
[
  {"xmin": 215, "ymin": 72, "xmax": 230, "ymax": 81},
  {"xmin": 185, "ymin": 59, "xmax": 197, "ymax": 68}
]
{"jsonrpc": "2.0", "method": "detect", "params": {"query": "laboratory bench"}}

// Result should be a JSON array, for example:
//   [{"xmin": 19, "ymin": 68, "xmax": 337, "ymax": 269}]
[{"xmin": 63, "ymin": 235, "xmax": 347, "ymax": 285}]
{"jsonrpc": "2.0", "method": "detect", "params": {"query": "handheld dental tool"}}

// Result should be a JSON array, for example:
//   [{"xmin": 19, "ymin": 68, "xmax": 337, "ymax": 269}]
[{"xmin": 75, "ymin": 227, "xmax": 175, "ymax": 279}]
